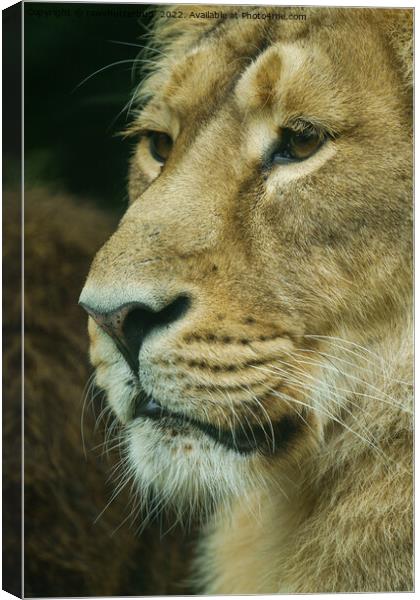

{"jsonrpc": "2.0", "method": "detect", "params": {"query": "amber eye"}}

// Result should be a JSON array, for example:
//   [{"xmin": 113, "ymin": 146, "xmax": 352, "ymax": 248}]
[
  {"xmin": 289, "ymin": 130, "xmax": 323, "ymax": 160},
  {"xmin": 148, "ymin": 131, "xmax": 173, "ymax": 164},
  {"xmin": 268, "ymin": 128, "xmax": 324, "ymax": 167}
]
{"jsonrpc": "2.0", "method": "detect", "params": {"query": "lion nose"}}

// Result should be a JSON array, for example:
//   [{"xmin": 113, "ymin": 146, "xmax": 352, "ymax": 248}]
[{"xmin": 79, "ymin": 296, "xmax": 191, "ymax": 374}]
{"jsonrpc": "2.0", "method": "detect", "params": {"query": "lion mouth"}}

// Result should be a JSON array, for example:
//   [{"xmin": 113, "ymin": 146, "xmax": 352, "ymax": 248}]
[{"xmin": 133, "ymin": 392, "xmax": 301, "ymax": 456}]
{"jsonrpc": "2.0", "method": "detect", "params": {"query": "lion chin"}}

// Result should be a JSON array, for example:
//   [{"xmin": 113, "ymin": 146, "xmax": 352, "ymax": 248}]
[
  {"xmin": 126, "ymin": 417, "xmax": 256, "ymax": 521},
  {"xmin": 80, "ymin": 5, "xmax": 412, "ymax": 594}
]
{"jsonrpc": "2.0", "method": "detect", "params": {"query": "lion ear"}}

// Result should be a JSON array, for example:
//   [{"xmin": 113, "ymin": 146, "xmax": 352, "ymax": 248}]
[{"xmin": 380, "ymin": 9, "xmax": 413, "ymax": 90}]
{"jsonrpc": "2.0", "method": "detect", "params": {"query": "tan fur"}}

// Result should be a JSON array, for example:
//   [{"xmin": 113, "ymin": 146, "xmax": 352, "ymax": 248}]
[{"xmin": 81, "ymin": 6, "xmax": 413, "ymax": 593}]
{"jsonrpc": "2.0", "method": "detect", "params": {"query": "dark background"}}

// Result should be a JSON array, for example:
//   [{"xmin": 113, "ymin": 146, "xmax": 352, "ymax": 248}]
[{"xmin": 24, "ymin": 1, "xmax": 154, "ymax": 210}]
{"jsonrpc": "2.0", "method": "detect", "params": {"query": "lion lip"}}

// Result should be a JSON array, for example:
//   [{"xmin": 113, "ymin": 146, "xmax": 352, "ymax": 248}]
[
  {"xmin": 132, "ymin": 392, "xmax": 302, "ymax": 456},
  {"xmin": 132, "ymin": 392, "xmax": 256, "ymax": 453},
  {"xmin": 133, "ymin": 395, "xmax": 164, "ymax": 420}
]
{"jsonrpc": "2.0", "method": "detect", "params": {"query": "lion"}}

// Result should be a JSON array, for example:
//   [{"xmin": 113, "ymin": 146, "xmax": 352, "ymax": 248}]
[{"xmin": 80, "ymin": 6, "xmax": 413, "ymax": 593}]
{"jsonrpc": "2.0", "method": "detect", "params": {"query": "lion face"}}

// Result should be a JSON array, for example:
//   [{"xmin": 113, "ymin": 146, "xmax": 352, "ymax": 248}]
[{"xmin": 80, "ymin": 7, "xmax": 412, "ymax": 516}]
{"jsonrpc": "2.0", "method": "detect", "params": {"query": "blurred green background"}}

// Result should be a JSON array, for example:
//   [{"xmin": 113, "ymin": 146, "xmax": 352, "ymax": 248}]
[{"xmin": 23, "ymin": 2, "xmax": 154, "ymax": 211}]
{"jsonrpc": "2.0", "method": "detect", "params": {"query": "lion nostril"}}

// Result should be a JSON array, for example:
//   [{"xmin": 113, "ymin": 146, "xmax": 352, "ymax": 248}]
[{"xmin": 80, "ymin": 295, "xmax": 191, "ymax": 374}]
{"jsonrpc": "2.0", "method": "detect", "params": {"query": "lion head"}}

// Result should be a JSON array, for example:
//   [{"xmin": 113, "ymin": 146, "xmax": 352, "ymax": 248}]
[{"xmin": 80, "ymin": 6, "xmax": 412, "ymax": 520}]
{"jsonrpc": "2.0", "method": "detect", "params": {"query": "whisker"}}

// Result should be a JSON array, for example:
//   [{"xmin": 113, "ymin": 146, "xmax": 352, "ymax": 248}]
[
  {"xmin": 281, "ymin": 350, "xmax": 411, "ymax": 413},
  {"xmin": 107, "ymin": 39, "xmax": 168, "ymax": 56},
  {"xmin": 303, "ymin": 334, "xmax": 411, "ymax": 386},
  {"xmin": 94, "ymin": 465, "xmax": 132, "ymax": 524},
  {"xmin": 80, "ymin": 371, "xmax": 97, "ymax": 459},
  {"xmin": 73, "ymin": 59, "xmax": 140, "ymax": 92},
  {"xmin": 254, "ymin": 369, "xmax": 391, "ymax": 466},
  {"xmin": 262, "ymin": 381, "xmax": 386, "ymax": 457},
  {"xmin": 240, "ymin": 384, "xmax": 276, "ymax": 453},
  {"xmin": 224, "ymin": 389, "xmax": 256, "ymax": 451}
]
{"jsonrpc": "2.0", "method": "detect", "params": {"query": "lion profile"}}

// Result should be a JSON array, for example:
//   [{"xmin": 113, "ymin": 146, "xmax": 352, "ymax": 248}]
[{"xmin": 80, "ymin": 6, "xmax": 413, "ymax": 593}]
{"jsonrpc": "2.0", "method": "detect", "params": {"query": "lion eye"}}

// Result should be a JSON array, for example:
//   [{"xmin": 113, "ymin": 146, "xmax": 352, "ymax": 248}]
[
  {"xmin": 268, "ymin": 128, "xmax": 324, "ymax": 167},
  {"xmin": 148, "ymin": 131, "xmax": 173, "ymax": 164},
  {"xmin": 289, "ymin": 130, "xmax": 323, "ymax": 160}
]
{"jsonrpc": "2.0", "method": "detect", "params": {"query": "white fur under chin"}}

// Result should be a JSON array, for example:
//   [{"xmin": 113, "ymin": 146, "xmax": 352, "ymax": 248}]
[{"xmin": 126, "ymin": 418, "xmax": 263, "ymax": 523}]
